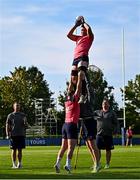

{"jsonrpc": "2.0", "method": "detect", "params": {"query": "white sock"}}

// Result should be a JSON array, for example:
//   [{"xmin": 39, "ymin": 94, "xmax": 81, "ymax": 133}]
[
  {"xmin": 17, "ymin": 161, "xmax": 21, "ymax": 166},
  {"xmin": 56, "ymin": 157, "xmax": 61, "ymax": 167},
  {"xmin": 94, "ymin": 162, "xmax": 97, "ymax": 167},
  {"xmin": 12, "ymin": 161, "xmax": 16, "ymax": 166},
  {"xmin": 66, "ymin": 158, "xmax": 71, "ymax": 167}
]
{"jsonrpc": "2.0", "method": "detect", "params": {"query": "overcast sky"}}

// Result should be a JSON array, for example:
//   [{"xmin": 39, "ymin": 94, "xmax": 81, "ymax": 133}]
[{"xmin": 0, "ymin": 0, "xmax": 140, "ymax": 108}]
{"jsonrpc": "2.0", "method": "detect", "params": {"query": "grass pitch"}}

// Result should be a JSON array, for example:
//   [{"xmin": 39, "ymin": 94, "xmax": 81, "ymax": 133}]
[{"xmin": 0, "ymin": 145, "xmax": 140, "ymax": 179}]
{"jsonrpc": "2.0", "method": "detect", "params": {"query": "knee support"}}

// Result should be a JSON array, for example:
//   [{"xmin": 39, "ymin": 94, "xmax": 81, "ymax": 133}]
[
  {"xmin": 78, "ymin": 66, "xmax": 87, "ymax": 73},
  {"xmin": 71, "ymin": 70, "xmax": 78, "ymax": 76}
]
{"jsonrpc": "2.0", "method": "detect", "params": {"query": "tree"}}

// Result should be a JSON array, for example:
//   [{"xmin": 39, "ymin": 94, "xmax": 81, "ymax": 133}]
[
  {"xmin": 87, "ymin": 67, "xmax": 118, "ymax": 111},
  {"xmin": 0, "ymin": 66, "xmax": 53, "ymax": 132},
  {"xmin": 122, "ymin": 74, "xmax": 140, "ymax": 133}
]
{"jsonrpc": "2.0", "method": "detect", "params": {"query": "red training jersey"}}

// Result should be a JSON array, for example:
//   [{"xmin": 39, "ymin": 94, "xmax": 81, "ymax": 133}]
[
  {"xmin": 65, "ymin": 95, "xmax": 80, "ymax": 124},
  {"xmin": 126, "ymin": 129, "xmax": 133, "ymax": 137},
  {"xmin": 74, "ymin": 35, "xmax": 93, "ymax": 59}
]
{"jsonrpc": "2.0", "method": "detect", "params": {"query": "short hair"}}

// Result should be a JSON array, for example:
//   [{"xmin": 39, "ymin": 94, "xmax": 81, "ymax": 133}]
[
  {"xmin": 103, "ymin": 97, "xmax": 109, "ymax": 102},
  {"xmin": 13, "ymin": 102, "xmax": 20, "ymax": 108},
  {"xmin": 13, "ymin": 101, "xmax": 20, "ymax": 105}
]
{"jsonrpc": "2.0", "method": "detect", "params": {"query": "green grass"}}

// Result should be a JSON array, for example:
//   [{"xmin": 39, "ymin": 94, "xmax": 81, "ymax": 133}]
[{"xmin": 0, "ymin": 145, "xmax": 140, "ymax": 179}]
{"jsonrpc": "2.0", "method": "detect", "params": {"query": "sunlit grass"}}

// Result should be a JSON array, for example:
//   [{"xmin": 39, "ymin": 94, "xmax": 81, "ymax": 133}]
[{"xmin": 0, "ymin": 145, "xmax": 140, "ymax": 179}]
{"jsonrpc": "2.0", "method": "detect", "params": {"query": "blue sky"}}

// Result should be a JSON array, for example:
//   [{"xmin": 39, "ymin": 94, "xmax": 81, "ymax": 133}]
[{"xmin": 0, "ymin": 0, "xmax": 140, "ymax": 108}]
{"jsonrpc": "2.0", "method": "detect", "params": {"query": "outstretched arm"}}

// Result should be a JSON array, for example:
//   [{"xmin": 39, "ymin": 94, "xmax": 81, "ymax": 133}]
[
  {"xmin": 67, "ymin": 17, "xmax": 83, "ymax": 41},
  {"xmin": 82, "ymin": 22, "xmax": 94, "ymax": 40},
  {"xmin": 67, "ymin": 24, "xmax": 79, "ymax": 41}
]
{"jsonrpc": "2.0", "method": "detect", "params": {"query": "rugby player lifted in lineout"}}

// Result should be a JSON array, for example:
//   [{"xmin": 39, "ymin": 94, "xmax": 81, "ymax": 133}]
[{"xmin": 67, "ymin": 16, "xmax": 94, "ymax": 103}]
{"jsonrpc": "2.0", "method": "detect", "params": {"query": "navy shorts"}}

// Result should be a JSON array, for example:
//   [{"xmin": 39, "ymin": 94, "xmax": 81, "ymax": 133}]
[
  {"xmin": 96, "ymin": 135, "xmax": 114, "ymax": 150},
  {"xmin": 10, "ymin": 136, "xmax": 25, "ymax": 149},
  {"xmin": 72, "ymin": 55, "xmax": 89, "ymax": 66},
  {"xmin": 127, "ymin": 136, "xmax": 132, "ymax": 140},
  {"xmin": 82, "ymin": 118, "xmax": 97, "ymax": 140},
  {"xmin": 62, "ymin": 122, "xmax": 78, "ymax": 139}
]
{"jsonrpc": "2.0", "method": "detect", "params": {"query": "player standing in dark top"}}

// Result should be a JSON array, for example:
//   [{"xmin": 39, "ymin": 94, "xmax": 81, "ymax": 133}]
[{"xmin": 6, "ymin": 102, "xmax": 28, "ymax": 169}]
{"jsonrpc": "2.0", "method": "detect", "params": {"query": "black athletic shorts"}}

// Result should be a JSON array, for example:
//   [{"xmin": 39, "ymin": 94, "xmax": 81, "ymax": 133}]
[
  {"xmin": 72, "ymin": 55, "xmax": 89, "ymax": 66},
  {"xmin": 10, "ymin": 136, "xmax": 25, "ymax": 149},
  {"xmin": 62, "ymin": 122, "xmax": 78, "ymax": 139},
  {"xmin": 128, "ymin": 135, "xmax": 132, "ymax": 140},
  {"xmin": 83, "ymin": 118, "xmax": 97, "ymax": 140},
  {"xmin": 96, "ymin": 135, "xmax": 114, "ymax": 150}
]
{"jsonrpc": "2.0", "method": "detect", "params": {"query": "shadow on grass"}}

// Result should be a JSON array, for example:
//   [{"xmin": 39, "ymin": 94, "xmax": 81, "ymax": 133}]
[
  {"xmin": 110, "ymin": 166, "xmax": 140, "ymax": 169},
  {"xmin": 0, "ymin": 171, "xmax": 140, "ymax": 179},
  {"xmin": 0, "ymin": 165, "xmax": 140, "ymax": 179}
]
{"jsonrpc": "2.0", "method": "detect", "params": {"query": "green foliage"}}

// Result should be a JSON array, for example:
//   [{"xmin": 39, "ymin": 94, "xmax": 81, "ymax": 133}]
[
  {"xmin": 88, "ymin": 68, "xmax": 118, "ymax": 111},
  {"xmin": 122, "ymin": 74, "xmax": 140, "ymax": 133},
  {"xmin": 0, "ymin": 66, "xmax": 53, "ymax": 131},
  {"xmin": 57, "ymin": 91, "xmax": 67, "ymax": 111},
  {"xmin": 56, "ymin": 110, "xmax": 65, "ymax": 134}
]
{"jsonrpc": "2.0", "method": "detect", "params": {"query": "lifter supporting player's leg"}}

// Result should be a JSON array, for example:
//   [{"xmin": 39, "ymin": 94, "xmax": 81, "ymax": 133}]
[
  {"xmin": 68, "ymin": 66, "xmax": 78, "ymax": 95},
  {"xmin": 75, "ymin": 69, "xmax": 85, "ymax": 97}
]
